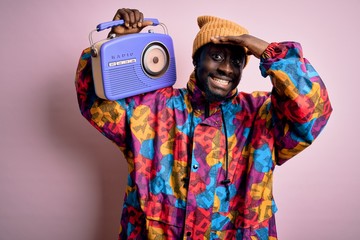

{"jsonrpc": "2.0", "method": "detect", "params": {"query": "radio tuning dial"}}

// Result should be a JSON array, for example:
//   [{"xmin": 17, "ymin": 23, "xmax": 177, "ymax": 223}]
[{"xmin": 142, "ymin": 42, "xmax": 170, "ymax": 78}]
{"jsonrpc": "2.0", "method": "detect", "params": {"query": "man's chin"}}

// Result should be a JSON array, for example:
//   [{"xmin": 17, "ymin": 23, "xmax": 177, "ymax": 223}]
[{"xmin": 205, "ymin": 89, "xmax": 227, "ymax": 102}]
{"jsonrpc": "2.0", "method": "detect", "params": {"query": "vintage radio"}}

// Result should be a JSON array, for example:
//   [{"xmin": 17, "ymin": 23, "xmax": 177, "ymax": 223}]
[{"xmin": 89, "ymin": 18, "xmax": 176, "ymax": 100}]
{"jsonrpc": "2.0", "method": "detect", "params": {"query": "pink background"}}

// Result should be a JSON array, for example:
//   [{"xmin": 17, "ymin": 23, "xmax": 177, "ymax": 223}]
[{"xmin": 1, "ymin": 0, "xmax": 358, "ymax": 239}]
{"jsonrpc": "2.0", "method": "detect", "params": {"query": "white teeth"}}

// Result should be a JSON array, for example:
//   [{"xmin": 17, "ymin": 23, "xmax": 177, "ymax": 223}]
[{"xmin": 212, "ymin": 77, "xmax": 230, "ymax": 85}]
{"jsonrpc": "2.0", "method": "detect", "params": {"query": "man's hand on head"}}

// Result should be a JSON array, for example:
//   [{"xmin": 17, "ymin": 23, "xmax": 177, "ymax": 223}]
[{"xmin": 211, "ymin": 34, "xmax": 269, "ymax": 59}]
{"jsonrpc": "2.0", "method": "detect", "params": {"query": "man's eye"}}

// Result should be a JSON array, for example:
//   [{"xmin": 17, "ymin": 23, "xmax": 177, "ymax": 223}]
[
  {"xmin": 232, "ymin": 59, "xmax": 242, "ymax": 66},
  {"xmin": 212, "ymin": 53, "xmax": 224, "ymax": 61}
]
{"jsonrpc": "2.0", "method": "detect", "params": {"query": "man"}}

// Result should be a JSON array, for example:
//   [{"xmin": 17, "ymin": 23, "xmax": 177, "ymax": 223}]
[{"xmin": 75, "ymin": 8, "xmax": 332, "ymax": 240}]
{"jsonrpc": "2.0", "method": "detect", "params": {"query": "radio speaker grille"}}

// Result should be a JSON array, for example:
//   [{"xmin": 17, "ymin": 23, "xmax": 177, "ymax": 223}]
[{"xmin": 104, "ymin": 65, "xmax": 148, "ymax": 96}]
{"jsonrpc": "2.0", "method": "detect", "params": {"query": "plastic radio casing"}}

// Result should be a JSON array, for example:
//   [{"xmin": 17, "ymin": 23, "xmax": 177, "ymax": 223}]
[{"xmin": 90, "ymin": 19, "xmax": 176, "ymax": 100}]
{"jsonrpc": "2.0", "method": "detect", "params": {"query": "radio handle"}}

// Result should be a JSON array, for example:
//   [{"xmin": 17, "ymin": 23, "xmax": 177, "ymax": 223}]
[{"xmin": 96, "ymin": 18, "xmax": 160, "ymax": 32}]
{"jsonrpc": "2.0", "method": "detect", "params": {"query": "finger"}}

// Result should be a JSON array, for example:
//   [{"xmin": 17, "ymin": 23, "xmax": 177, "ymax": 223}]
[
  {"xmin": 113, "ymin": 8, "xmax": 128, "ymax": 22},
  {"xmin": 133, "ymin": 9, "xmax": 143, "ymax": 28},
  {"xmin": 121, "ymin": 8, "xmax": 135, "ymax": 28},
  {"xmin": 125, "ymin": 8, "xmax": 136, "ymax": 28},
  {"xmin": 211, "ymin": 36, "xmax": 241, "ymax": 45},
  {"xmin": 211, "ymin": 36, "xmax": 230, "ymax": 44},
  {"xmin": 137, "ymin": 12, "xmax": 144, "ymax": 27},
  {"xmin": 141, "ymin": 20, "xmax": 154, "ymax": 28},
  {"xmin": 112, "ymin": 9, "xmax": 121, "ymax": 21}
]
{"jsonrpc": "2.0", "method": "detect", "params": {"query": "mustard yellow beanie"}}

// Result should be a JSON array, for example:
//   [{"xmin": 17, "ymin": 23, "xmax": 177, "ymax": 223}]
[{"xmin": 192, "ymin": 15, "xmax": 250, "ymax": 66}]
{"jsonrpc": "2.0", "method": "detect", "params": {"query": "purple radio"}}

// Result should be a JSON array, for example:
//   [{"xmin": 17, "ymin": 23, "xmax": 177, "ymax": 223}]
[{"xmin": 89, "ymin": 18, "xmax": 176, "ymax": 100}]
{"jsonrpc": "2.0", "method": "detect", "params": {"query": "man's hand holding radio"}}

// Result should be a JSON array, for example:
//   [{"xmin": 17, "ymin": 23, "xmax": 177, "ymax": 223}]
[{"xmin": 108, "ymin": 8, "xmax": 154, "ymax": 37}]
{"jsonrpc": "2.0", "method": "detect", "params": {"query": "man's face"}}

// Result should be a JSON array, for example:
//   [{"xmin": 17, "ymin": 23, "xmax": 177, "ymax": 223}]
[{"xmin": 195, "ymin": 43, "xmax": 245, "ymax": 102}]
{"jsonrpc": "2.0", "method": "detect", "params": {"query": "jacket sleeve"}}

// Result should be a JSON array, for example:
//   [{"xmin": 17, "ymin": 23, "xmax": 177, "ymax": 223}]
[
  {"xmin": 259, "ymin": 42, "xmax": 333, "ymax": 165},
  {"xmin": 75, "ymin": 47, "xmax": 128, "ymax": 149}
]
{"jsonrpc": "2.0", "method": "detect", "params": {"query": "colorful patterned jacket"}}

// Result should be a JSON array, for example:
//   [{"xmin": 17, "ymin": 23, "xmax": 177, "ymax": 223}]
[{"xmin": 75, "ymin": 42, "xmax": 332, "ymax": 239}]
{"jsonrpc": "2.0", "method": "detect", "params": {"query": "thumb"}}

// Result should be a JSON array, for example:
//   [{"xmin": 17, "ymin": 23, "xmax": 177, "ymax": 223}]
[{"xmin": 140, "ymin": 20, "xmax": 154, "ymax": 28}]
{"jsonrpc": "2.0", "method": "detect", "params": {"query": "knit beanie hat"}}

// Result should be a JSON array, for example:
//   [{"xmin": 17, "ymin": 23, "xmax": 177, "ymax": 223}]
[{"xmin": 192, "ymin": 15, "xmax": 250, "ymax": 66}]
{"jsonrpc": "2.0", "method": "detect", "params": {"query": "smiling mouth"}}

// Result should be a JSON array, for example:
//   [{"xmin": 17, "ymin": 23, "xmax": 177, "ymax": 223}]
[{"xmin": 210, "ymin": 76, "xmax": 231, "ymax": 86}]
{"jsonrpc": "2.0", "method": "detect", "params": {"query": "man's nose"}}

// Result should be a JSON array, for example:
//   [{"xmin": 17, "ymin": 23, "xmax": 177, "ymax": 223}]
[{"xmin": 218, "ymin": 59, "xmax": 233, "ymax": 75}]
